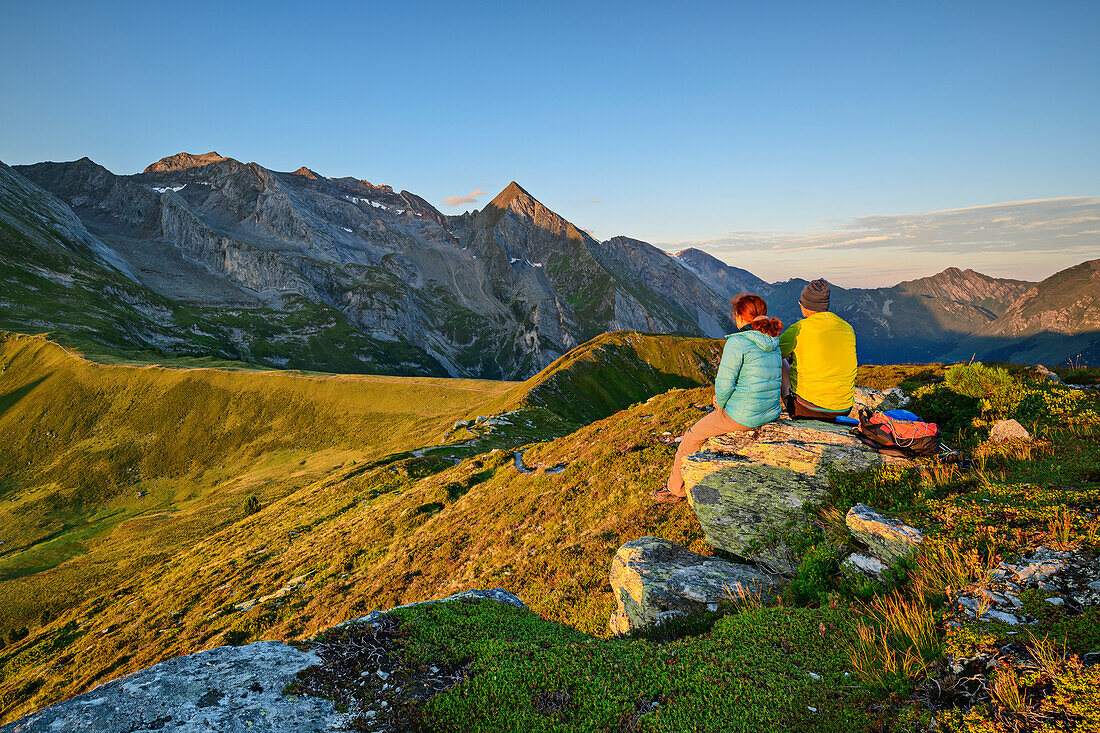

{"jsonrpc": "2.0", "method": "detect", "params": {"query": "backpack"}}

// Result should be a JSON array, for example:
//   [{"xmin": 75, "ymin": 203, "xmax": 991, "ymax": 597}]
[{"xmin": 852, "ymin": 408, "xmax": 941, "ymax": 457}]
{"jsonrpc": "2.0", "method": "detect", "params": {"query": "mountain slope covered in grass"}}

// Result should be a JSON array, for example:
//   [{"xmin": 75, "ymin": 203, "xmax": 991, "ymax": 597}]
[{"xmin": 1, "ymin": 333, "xmax": 1099, "ymax": 728}]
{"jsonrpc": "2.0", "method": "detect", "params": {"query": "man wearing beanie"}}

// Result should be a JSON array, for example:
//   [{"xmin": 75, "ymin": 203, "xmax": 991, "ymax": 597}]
[{"xmin": 777, "ymin": 279, "xmax": 857, "ymax": 420}]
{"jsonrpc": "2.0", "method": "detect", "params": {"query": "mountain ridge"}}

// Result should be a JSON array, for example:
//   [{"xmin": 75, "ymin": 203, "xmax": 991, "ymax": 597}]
[{"xmin": 4, "ymin": 151, "xmax": 1097, "ymax": 370}]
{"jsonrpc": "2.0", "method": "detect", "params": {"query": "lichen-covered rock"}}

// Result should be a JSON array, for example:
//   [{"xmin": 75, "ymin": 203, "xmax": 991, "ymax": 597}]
[
  {"xmin": 681, "ymin": 420, "xmax": 908, "ymax": 572},
  {"xmin": 989, "ymin": 418, "xmax": 1031, "ymax": 443},
  {"xmin": 609, "ymin": 537, "xmax": 780, "ymax": 634},
  {"xmin": 0, "ymin": 642, "xmax": 344, "ymax": 733},
  {"xmin": 845, "ymin": 504, "xmax": 924, "ymax": 564}
]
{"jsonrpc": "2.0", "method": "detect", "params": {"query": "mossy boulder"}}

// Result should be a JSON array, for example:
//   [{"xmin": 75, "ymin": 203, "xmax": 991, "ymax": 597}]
[
  {"xmin": 681, "ymin": 420, "xmax": 908, "ymax": 573},
  {"xmin": 608, "ymin": 536, "xmax": 780, "ymax": 634}
]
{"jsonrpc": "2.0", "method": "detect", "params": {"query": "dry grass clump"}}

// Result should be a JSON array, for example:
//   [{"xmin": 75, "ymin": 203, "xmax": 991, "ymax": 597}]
[
  {"xmin": 849, "ymin": 591, "xmax": 941, "ymax": 694},
  {"xmin": 1046, "ymin": 507, "xmax": 1077, "ymax": 550},
  {"xmin": 908, "ymin": 538, "xmax": 996, "ymax": 606}
]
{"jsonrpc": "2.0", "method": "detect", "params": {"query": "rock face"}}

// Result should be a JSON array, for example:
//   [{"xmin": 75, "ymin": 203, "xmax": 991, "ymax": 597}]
[
  {"xmin": 681, "ymin": 420, "xmax": 908, "ymax": 572},
  {"xmin": 609, "ymin": 537, "xmax": 780, "ymax": 634},
  {"xmin": 0, "ymin": 642, "xmax": 344, "ymax": 733},
  {"xmin": 9, "ymin": 158, "xmax": 733, "ymax": 379},
  {"xmin": 989, "ymin": 419, "xmax": 1032, "ymax": 443},
  {"xmin": 1, "ymin": 590, "xmax": 524, "ymax": 733},
  {"xmin": 845, "ymin": 503, "xmax": 924, "ymax": 564}
]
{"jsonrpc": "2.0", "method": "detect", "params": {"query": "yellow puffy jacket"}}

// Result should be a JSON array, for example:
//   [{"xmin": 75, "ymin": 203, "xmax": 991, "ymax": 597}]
[{"xmin": 778, "ymin": 312, "xmax": 856, "ymax": 411}]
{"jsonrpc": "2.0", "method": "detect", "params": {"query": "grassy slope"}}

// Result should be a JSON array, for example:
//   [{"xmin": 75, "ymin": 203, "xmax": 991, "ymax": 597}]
[
  {"xmin": 0, "ymin": 329, "xmax": 730, "ymax": 720},
  {"xmin": 504, "ymin": 331, "xmax": 724, "ymax": 424},
  {"xmin": 3, "ymin": 338, "xmax": 1097, "ymax": 728},
  {"xmin": 0, "ymin": 333, "xmax": 511, "ymax": 640}
]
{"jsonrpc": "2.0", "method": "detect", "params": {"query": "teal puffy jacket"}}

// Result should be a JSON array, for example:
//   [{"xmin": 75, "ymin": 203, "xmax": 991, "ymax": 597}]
[{"xmin": 714, "ymin": 328, "xmax": 782, "ymax": 428}]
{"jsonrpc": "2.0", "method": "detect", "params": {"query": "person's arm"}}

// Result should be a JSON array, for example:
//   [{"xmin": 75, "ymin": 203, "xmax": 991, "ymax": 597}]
[
  {"xmin": 777, "ymin": 322, "xmax": 799, "ymax": 359},
  {"xmin": 713, "ymin": 339, "xmax": 744, "ymax": 410}
]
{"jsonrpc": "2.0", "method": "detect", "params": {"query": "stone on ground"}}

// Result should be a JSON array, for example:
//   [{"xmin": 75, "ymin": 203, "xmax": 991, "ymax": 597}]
[
  {"xmin": 989, "ymin": 418, "xmax": 1031, "ymax": 443},
  {"xmin": 845, "ymin": 503, "xmax": 924, "ymax": 564},
  {"xmin": 0, "ymin": 642, "xmax": 343, "ymax": 733},
  {"xmin": 1031, "ymin": 364, "xmax": 1062, "ymax": 383},
  {"xmin": 681, "ymin": 420, "xmax": 908, "ymax": 573},
  {"xmin": 842, "ymin": 552, "xmax": 888, "ymax": 578},
  {"xmin": 609, "ymin": 537, "xmax": 781, "ymax": 634}
]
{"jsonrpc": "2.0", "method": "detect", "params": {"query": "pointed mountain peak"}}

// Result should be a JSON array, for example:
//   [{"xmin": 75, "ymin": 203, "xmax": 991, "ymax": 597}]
[
  {"xmin": 291, "ymin": 166, "xmax": 320, "ymax": 180},
  {"xmin": 144, "ymin": 151, "xmax": 229, "ymax": 174},
  {"xmin": 488, "ymin": 181, "xmax": 538, "ymax": 210}
]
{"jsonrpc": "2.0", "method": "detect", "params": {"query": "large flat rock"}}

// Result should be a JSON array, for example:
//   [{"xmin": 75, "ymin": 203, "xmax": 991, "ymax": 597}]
[
  {"xmin": 609, "ymin": 536, "xmax": 781, "ymax": 634},
  {"xmin": 0, "ymin": 642, "xmax": 343, "ymax": 733},
  {"xmin": 681, "ymin": 419, "xmax": 907, "ymax": 572}
]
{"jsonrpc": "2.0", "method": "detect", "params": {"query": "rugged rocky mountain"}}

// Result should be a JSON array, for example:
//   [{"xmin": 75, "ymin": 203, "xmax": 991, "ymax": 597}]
[
  {"xmin": 672, "ymin": 247, "xmax": 769, "ymax": 300},
  {"xmin": 8, "ymin": 156, "xmax": 731, "ymax": 377},
  {"xmin": 0, "ymin": 161, "xmax": 450, "ymax": 374},
  {"xmin": 944, "ymin": 259, "xmax": 1100, "ymax": 365},
  {"xmin": 896, "ymin": 267, "xmax": 1034, "ymax": 318},
  {"xmin": 144, "ymin": 151, "xmax": 229, "ymax": 173},
  {"xmin": 3, "ymin": 150, "xmax": 1096, "ymax": 370},
  {"xmin": 592, "ymin": 237, "xmax": 734, "ymax": 337}
]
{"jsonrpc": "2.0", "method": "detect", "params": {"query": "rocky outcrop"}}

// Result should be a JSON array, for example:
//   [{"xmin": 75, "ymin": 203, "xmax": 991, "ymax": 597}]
[
  {"xmin": 0, "ymin": 642, "xmax": 343, "ymax": 733},
  {"xmin": 948, "ymin": 546, "xmax": 1100, "ymax": 627},
  {"xmin": 681, "ymin": 420, "xmax": 908, "ymax": 573},
  {"xmin": 1, "ymin": 590, "xmax": 524, "ymax": 733},
  {"xmin": 846, "ymin": 503, "xmax": 924, "ymax": 564},
  {"xmin": 990, "ymin": 418, "xmax": 1031, "ymax": 443},
  {"xmin": 609, "ymin": 537, "xmax": 780, "ymax": 634}
]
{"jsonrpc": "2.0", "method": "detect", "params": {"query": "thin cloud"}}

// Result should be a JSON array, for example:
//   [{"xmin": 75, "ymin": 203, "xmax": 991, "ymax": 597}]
[
  {"xmin": 442, "ymin": 189, "xmax": 486, "ymax": 207},
  {"xmin": 661, "ymin": 197, "xmax": 1100, "ymax": 287}
]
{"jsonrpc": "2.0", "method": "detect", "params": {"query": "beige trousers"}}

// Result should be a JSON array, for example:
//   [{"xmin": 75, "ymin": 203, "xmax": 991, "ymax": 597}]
[{"xmin": 666, "ymin": 407, "xmax": 750, "ymax": 497}]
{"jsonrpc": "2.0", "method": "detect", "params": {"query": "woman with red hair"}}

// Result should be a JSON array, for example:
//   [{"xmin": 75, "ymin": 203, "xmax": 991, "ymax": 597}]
[{"xmin": 653, "ymin": 294, "xmax": 784, "ymax": 503}]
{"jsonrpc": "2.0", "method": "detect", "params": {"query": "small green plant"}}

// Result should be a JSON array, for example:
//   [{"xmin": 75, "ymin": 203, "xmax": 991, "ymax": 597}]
[{"xmin": 244, "ymin": 495, "xmax": 262, "ymax": 515}]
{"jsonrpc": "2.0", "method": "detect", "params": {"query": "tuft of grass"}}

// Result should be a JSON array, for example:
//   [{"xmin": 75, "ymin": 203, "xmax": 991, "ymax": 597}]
[
  {"xmin": 990, "ymin": 663, "xmax": 1029, "ymax": 715},
  {"xmin": 849, "ymin": 592, "xmax": 942, "ymax": 695},
  {"xmin": 1046, "ymin": 507, "xmax": 1077, "ymax": 550},
  {"xmin": 909, "ymin": 539, "xmax": 996, "ymax": 606}
]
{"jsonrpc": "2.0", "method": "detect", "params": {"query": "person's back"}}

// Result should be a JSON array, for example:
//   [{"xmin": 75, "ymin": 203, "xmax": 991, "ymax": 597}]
[
  {"xmin": 720, "ymin": 328, "xmax": 783, "ymax": 427},
  {"xmin": 778, "ymin": 279, "xmax": 856, "ymax": 418}
]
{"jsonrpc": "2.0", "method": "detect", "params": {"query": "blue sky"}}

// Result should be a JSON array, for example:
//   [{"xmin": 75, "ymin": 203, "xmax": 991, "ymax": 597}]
[{"xmin": 1, "ymin": 1, "xmax": 1097, "ymax": 286}]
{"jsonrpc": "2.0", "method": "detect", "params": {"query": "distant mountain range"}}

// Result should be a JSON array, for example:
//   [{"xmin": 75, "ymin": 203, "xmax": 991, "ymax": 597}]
[{"xmin": 1, "ymin": 152, "xmax": 1096, "ymax": 375}]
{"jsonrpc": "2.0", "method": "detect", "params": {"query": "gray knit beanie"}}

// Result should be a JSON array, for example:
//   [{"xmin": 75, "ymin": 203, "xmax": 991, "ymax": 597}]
[{"xmin": 800, "ymin": 279, "xmax": 830, "ymax": 312}]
